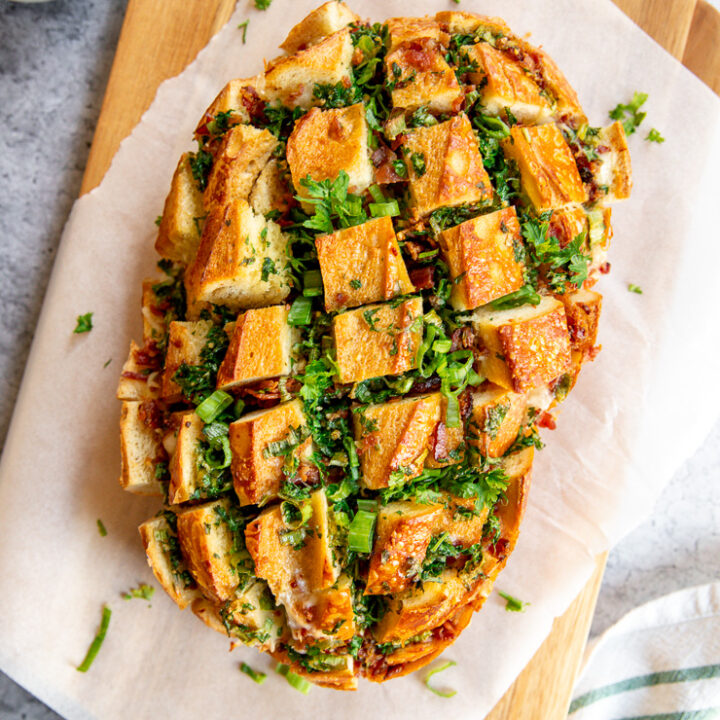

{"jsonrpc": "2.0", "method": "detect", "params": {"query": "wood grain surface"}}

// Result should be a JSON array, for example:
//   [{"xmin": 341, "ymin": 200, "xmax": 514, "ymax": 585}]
[{"xmin": 75, "ymin": 1, "xmax": 720, "ymax": 717}]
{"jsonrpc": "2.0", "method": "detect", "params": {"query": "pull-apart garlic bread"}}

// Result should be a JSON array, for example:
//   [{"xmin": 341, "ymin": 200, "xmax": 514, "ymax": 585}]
[{"xmin": 118, "ymin": 2, "xmax": 630, "ymax": 690}]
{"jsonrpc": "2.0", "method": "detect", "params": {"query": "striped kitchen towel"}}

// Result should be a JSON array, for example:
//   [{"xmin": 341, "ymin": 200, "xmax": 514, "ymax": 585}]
[{"xmin": 569, "ymin": 582, "xmax": 720, "ymax": 720}]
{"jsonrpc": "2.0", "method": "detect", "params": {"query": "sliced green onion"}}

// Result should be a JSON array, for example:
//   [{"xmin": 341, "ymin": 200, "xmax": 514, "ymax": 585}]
[
  {"xmin": 444, "ymin": 365, "xmax": 466, "ymax": 386},
  {"xmin": 76, "ymin": 605, "xmax": 111, "ymax": 672},
  {"xmin": 368, "ymin": 184, "xmax": 386, "ymax": 203},
  {"xmin": 489, "ymin": 285, "xmax": 541, "ymax": 311},
  {"xmin": 347, "ymin": 509, "xmax": 377, "ymax": 553},
  {"xmin": 498, "ymin": 590, "xmax": 530, "ymax": 612},
  {"xmin": 96, "ymin": 519, "xmax": 107, "ymax": 537},
  {"xmin": 240, "ymin": 661, "xmax": 267, "ymax": 684},
  {"xmin": 276, "ymin": 663, "xmax": 312, "ymax": 694},
  {"xmin": 203, "ymin": 421, "xmax": 229, "ymax": 442},
  {"xmin": 432, "ymin": 338, "xmax": 452, "ymax": 353},
  {"xmin": 288, "ymin": 296, "xmax": 313, "ymax": 326},
  {"xmin": 417, "ymin": 249, "xmax": 439, "ymax": 260},
  {"xmin": 369, "ymin": 200, "xmax": 400, "ymax": 218},
  {"xmin": 476, "ymin": 114, "xmax": 510, "ymax": 138},
  {"xmin": 467, "ymin": 368, "xmax": 484, "ymax": 386},
  {"xmin": 302, "ymin": 269, "xmax": 323, "ymax": 297},
  {"xmin": 356, "ymin": 498, "xmax": 378, "ymax": 513},
  {"xmin": 196, "ymin": 390, "xmax": 233, "ymax": 423},
  {"xmin": 423, "ymin": 660, "xmax": 457, "ymax": 698},
  {"xmin": 444, "ymin": 394, "xmax": 460, "ymax": 429},
  {"xmin": 279, "ymin": 528, "xmax": 307, "ymax": 547},
  {"xmin": 280, "ymin": 500, "xmax": 313, "ymax": 529},
  {"xmin": 204, "ymin": 435, "xmax": 232, "ymax": 469}
]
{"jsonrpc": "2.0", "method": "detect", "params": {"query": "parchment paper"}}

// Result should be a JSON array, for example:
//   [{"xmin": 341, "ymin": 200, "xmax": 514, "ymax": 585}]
[{"xmin": 1, "ymin": 1, "xmax": 719, "ymax": 718}]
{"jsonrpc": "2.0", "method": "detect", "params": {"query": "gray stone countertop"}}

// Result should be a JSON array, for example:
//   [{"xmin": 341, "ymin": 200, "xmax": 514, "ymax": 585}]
[{"xmin": 0, "ymin": 2, "xmax": 718, "ymax": 718}]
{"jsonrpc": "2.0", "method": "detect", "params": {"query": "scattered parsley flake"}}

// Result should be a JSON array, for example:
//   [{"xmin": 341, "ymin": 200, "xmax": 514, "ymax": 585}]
[
  {"xmin": 254, "ymin": 0, "xmax": 272, "ymax": 9},
  {"xmin": 349, "ymin": 279, "xmax": 362, "ymax": 289},
  {"xmin": 628, "ymin": 283, "xmax": 643, "ymax": 294},
  {"xmin": 123, "ymin": 583, "xmax": 155, "ymax": 602},
  {"xmin": 609, "ymin": 91, "xmax": 648, "ymax": 135},
  {"xmin": 96, "ymin": 519, "xmax": 107, "ymax": 537},
  {"xmin": 74, "ymin": 313, "xmax": 93, "ymax": 334},
  {"xmin": 498, "ymin": 590, "xmax": 529, "ymax": 612},
  {"xmin": 103, "ymin": 358, "xmax": 112, "ymax": 369},
  {"xmin": 646, "ymin": 128, "xmax": 665, "ymax": 144},
  {"xmin": 154, "ymin": 215, "xmax": 163, "ymax": 227}
]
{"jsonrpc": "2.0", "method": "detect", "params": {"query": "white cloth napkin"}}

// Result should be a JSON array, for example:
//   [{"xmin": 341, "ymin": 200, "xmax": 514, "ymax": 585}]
[{"xmin": 569, "ymin": 583, "xmax": 720, "ymax": 720}]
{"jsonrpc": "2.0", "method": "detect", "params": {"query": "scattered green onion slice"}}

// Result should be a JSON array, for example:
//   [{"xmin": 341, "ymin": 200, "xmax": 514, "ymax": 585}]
[
  {"xmin": 417, "ymin": 249, "xmax": 438, "ymax": 260},
  {"xmin": 279, "ymin": 528, "xmax": 307, "ymax": 547},
  {"xmin": 369, "ymin": 200, "xmax": 400, "ymax": 218},
  {"xmin": 288, "ymin": 296, "xmax": 313, "ymax": 326},
  {"xmin": 303, "ymin": 269, "xmax": 323, "ymax": 297},
  {"xmin": 280, "ymin": 500, "xmax": 313, "ymax": 529},
  {"xmin": 498, "ymin": 590, "xmax": 530, "ymax": 612},
  {"xmin": 240, "ymin": 662, "xmax": 267, "ymax": 684},
  {"xmin": 276, "ymin": 663, "xmax": 312, "ymax": 694},
  {"xmin": 96, "ymin": 519, "xmax": 107, "ymax": 537},
  {"xmin": 76, "ymin": 605, "xmax": 111, "ymax": 672},
  {"xmin": 356, "ymin": 498, "xmax": 378, "ymax": 513},
  {"xmin": 444, "ymin": 394, "xmax": 460, "ymax": 429},
  {"xmin": 233, "ymin": 398, "xmax": 246, "ymax": 419},
  {"xmin": 424, "ymin": 660, "xmax": 457, "ymax": 698},
  {"xmin": 467, "ymin": 368, "xmax": 484, "ymax": 386},
  {"xmin": 627, "ymin": 283, "xmax": 643, "ymax": 294},
  {"xmin": 196, "ymin": 390, "xmax": 233, "ymax": 423},
  {"xmin": 204, "ymin": 435, "xmax": 232, "ymax": 469},
  {"xmin": 347, "ymin": 509, "xmax": 377, "ymax": 553},
  {"xmin": 203, "ymin": 420, "xmax": 229, "ymax": 442},
  {"xmin": 432, "ymin": 339, "xmax": 452, "ymax": 353},
  {"xmin": 368, "ymin": 184, "xmax": 386, "ymax": 203}
]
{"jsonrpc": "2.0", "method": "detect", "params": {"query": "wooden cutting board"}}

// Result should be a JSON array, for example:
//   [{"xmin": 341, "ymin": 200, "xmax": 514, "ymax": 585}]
[{"xmin": 77, "ymin": 1, "xmax": 720, "ymax": 717}]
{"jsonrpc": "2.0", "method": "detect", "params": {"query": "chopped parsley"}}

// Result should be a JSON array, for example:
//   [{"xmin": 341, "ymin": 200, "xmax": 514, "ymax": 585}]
[
  {"xmin": 254, "ymin": 0, "xmax": 272, "ymax": 9},
  {"xmin": 189, "ymin": 148, "xmax": 213, "ymax": 191},
  {"xmin": 96, "ymin": 519, "xmax": 107, "ymax": 537},
  {"xmin": 646, "ymin": 128, "xmax": 665, "ymax": 143},
  {"xmin": 299, "ymin": 171, "xmax": 367, "ymax": 233},
  {"xmin": 609, "ymin": 91, "xmax": 648, "ymax": 135},
  {"xmin": 628, "ymin": 283, "xmax": 643, "ymax": 294},
  {"xmin": 349, "ymin": 278, "xmax": 362, "ymax": 289},
  {"xmin": 123, "ymin": 583, "xmax": 155, "ymax": 602},
  {"xmin": 74, "ymin": 312, "xmax": 93, "ymax": 334},
  {"xmin": 261, "ymin": 257, "xmax": 277, "ymax": 282}
]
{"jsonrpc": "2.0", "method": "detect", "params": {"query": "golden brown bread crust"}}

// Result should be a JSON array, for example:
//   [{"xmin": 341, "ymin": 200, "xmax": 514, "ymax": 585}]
[{"xmin": 122, "ymin": 2, "xmax": 630, "ymax": 690}]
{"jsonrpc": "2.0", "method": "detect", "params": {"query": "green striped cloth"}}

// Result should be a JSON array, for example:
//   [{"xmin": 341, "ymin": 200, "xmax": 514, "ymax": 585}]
[{"xmin": 569, "ymin": 583, "xmax": 720, "ymax": 720}]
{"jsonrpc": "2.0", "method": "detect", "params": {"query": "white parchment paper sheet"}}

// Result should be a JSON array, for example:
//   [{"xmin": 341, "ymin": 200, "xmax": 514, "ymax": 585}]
[{"xmin": 1, "ymin": 1, "xmax": 719, "ymax": 718}]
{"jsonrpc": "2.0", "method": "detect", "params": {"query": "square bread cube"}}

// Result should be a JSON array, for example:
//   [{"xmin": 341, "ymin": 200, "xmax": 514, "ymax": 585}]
[
  {"xmin": 192, "ymin": 580, "xmax": 288, "ymax": 651},
  {"xmin": 403, "ymin": 114, "xmax": 493, "ymax": 218},
  {"xmin": 185, "ymin": 200, "xmax": 291, "ymax": 317},
  {"xmin": 216, "ymin": 305, "xmax": 295, "ymax": 390},
  {"xmin": 435, "ymin": 11, "xmax": 510, "ymax": 36},
  {"xmin": 473, "ymin": 295, "xmax": 572, "ymax": 392},
  {"xmin": 386, "ymin": 16, "xmax": 443, "ymax": 51},
  {"xmin": 286, "ymin": 103, "xmax": 373, "ymax": 202},
  {"xmin": 245, "ymin": 490, "xmax": 343, "ymax": 637},
  {"xmin": 194, "ymin": 75, "xmax": 266, "ymax": 138},
  {"xmin": 203, "ymin": 125, "xmax": 277, "ymax": 212},
  {"xmin": 155, "ymin": 152, "xmax": 205, "ymax": 265},
  {"xmin": 354, "ymin": 393, "xmax": 442, "ymax": 489},
  {"xmin": 373, "ymin": 568, "xmax": 472, "ymax": 643},
  {"xmin": 533, "ymin": 46, "xmax": 587, "ymax": 125},
  {"xmin": 167, "ymin": 412, "xmax": 208, "ymax": 505},
  {"xmin": 592, "ymin": 121, "xmax": 632, "ymax": 201},
  {"xmin": 469, "ymin": 385, "xmax": 526, "ymax": 458},
  {"xmin": 176, "ymin": 499, "xmax": 244, "ymax": 602},
  {"xmin": 559, "ymin": 288, "xmax": 602, "ymax": 356},
  {"xmin": 436, "ymin": 491, "xmax": 490, "ymax": 548},
  {"xmin": 439, "ymin": 206, "xmax": 525, "ymax": 311},
  {"xmin": 467, "ymin": 43, "xmax": 552, "ymax": 125},
  {"xmin": 385, "ymin": 37, "xmax": 462, "ymax": 114},
  {"xmin": 280, "ymin": 1, "xmax": 359, "ymax": 54},
  {"xmin": 138, "ymin": 514, "xmax": 199, "ymax": 610},
  {"xmin": 315, "ymin": 216, "xmax": 414, "ymax": 312},
  {"xmin": 502, "ymin": 124, "xmax": 587, "ymax": 210},
  {"xmin": 333, "ymin": 296, "xmax": 423, "ymax": 384},
  {"xmin": 264, "ymin": 28, "xmax": 353, "ymax": 109},
  {"xmin": 229, "ymin": 399, "xmax": 312, "ymax": 506},
  {"xmin": 117, "ymin": 340, "xmax": 162, "ymax": 401},
  {"xmin": 119, "ymin": 401, "xmax": 166, "ymax": 496},
  {"xmin": 365, "ymin": 502, "xmax": 442, "ymax": 595},
  {"xmin": 160, "ymin": 320, "xmax": 213, "ymax": 402},
  {"xmin": 248, "ymin": 158, "xmax": 289, "ymax": 216}
]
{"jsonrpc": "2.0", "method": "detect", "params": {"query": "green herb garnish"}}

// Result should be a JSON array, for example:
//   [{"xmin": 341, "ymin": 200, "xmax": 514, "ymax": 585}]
[
  {"xmin": 424, "ymin": 660, "xmax": 457, "ymax": 698},
  {"xmin": 76, "ymin": 605, "xmax": 111, "ymax": 672},
  {"xmin": 498, "ymin": 590, "xmax": 529, "ymax": 612},
  {"xmin": 74, "ymin": 312, "xmax": 93, "ymax": 334}
]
